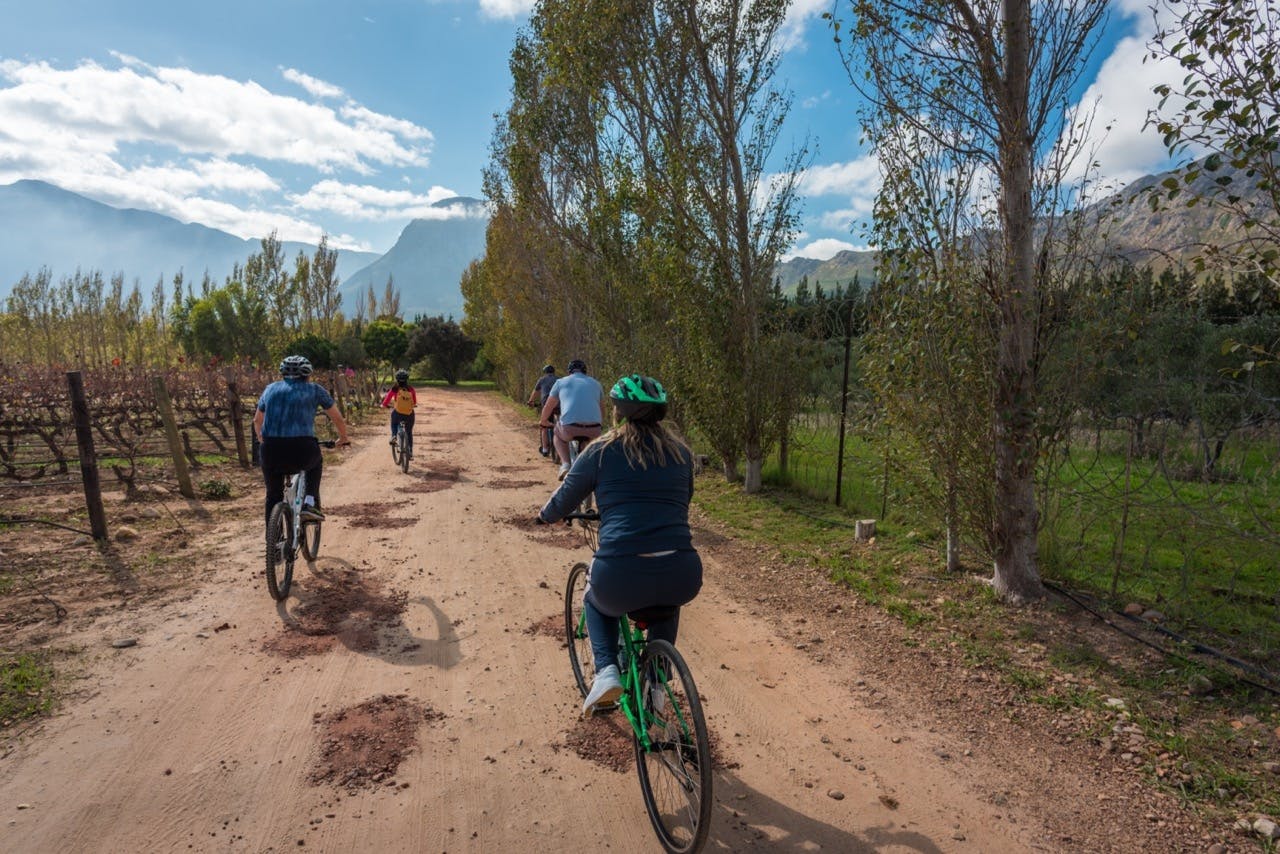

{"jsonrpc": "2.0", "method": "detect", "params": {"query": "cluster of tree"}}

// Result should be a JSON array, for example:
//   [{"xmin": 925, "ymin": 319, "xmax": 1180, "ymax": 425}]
[
  {"xmin": 1, "ymin": 232, "xmax": 484, "ymax": 385},
  {"xmin": 465, "ymin": 0, "xmax": 808, "ymax": 490},
  {"xmin": 1061, "ymin": 265, "xmax": 1280, "ymax": 477},
  {"xmin": 2, "ymin": 268, "xmax": 174, "ymax": 366}
]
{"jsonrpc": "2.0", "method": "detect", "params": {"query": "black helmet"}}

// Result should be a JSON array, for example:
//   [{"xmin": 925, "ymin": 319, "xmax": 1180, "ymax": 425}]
[
  {"xmin": 609, "ymin": 373, "xmax": 668, "ymax": 423},
  {"xmin": 542, "ymin": 364, "xmax": 555, "ymax": 374},
  {"xmin": 395, "ymin": 369, "xmax": 410, "ymax": 383},
  {"xmin": 280, "ymin": 355, "xmax": 313, "ymax": 378},
  {"xmin": 567, "ymin": 358, "xmax": 587, "ymax": 374}
]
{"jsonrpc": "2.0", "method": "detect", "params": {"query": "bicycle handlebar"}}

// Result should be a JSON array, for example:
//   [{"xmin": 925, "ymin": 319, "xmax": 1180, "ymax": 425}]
[
  {"xmin": 319, "ymin": 439, "xmax": 345, "ymax": 448},
  {"xmin": 563, "ymin": 510, "xmax": 599, "ymax": 522}
]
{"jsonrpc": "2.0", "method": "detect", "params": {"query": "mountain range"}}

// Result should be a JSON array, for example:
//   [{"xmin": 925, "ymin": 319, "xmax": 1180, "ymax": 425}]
[
  {"xmin": 0, "ymin": 180, "xmax": 485, "ymax": 319},
  {"xmin": 2, "ymin": 162, "xmax": 1268, "ymax": 321}
]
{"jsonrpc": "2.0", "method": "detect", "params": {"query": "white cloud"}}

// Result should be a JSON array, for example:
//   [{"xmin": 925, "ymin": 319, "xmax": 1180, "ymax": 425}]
[
  {"xmin": 1063, "ymin": 1, "xmax": 1188, "ymax": 190},
  {"xmin": 797, "ymin": 155, "xmax": 880, "ymax": 197},
  {"xmin": 777, "ymin": 0, "xmax": 831, "ymax": 52},
  {"xmin": 290, "ymin": 180, "xmax": 462, "ymax": 220},
  {"xmin": 783, "ymin": 237, "xmax": 863, "ymax": 262},
  {"xmin": 281, "ymin": 67, "xmax": 345, "ymax": 99},
  {"xmin": 0, "ymin": 55, "xmax": 443, "ymax": 250},
  {"xmin": 478, "ymin": 0, "xmax": 535, "ymax": 20},
  {"xmin": 129, "ymin": 159, "xmax": 280, "ymax": 195},
  {"xmin": 0, "ymin": 57, "xmax": 433, "ymax": 172}
]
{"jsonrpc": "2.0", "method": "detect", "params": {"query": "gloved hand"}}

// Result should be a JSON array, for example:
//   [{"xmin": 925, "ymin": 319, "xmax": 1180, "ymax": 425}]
[{"xmin": 534, "ymin": 516, "xmax": 547, "ymax": 525}]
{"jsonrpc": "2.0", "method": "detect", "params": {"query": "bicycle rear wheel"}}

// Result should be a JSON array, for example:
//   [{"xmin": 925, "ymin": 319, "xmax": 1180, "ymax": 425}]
[
  {"xmin": 564, "ymin": 561, "xmax": 594, "ymax": 697},
  {"xmin": 399, "ymin": 428, "xmax": 410, "ymax": 473},
  {"xmin": 300, "ymin": 518, "xmax": 321, "ymax": 562},
  {"xmin": 390, "ymin": 431, "xmax": 401, "ymax": 466},
  {"xmin": 634, "ymin": 639, "xmax": 712, "ymax": 854},
  {"xmin": 265, "ymin": 502, "xmax": 295, "ymax": 601}
]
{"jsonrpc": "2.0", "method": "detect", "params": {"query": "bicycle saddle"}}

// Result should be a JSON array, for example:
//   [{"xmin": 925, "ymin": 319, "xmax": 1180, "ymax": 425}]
[{"xmin": 628, "ymin": 604, "xmax": 679, "ymax": 625}]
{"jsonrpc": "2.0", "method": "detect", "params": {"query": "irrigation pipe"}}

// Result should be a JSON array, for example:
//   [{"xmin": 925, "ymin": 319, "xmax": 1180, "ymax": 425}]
[{"xmin": 1043, "ymin": 580, "xmax": 1280, "ymax": 697}]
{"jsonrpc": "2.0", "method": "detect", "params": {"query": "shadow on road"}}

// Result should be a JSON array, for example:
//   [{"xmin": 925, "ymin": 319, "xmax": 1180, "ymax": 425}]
[
  {"xmin": 269, "ymin": 557, "xmax": 462, "ymax": 669},
  {"xmin": 708, "ymin": 771, "xmax": 946, "ymax": 853}
]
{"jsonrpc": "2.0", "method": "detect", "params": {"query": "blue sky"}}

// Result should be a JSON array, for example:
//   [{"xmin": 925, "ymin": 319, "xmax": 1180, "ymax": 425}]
[{"xmin": 0, "ymin": 0, "xmax": 1177, "ymax": 259}]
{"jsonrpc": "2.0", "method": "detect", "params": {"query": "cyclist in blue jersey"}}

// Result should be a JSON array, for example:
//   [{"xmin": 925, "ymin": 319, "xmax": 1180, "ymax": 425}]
[
  {"xmin": 539, "ymin": 358, "xmax": 604, "ymax": 480},
  {"xmin": 253, "ymin": 355, "xmax": 351, "ymax": 523},
  {"xmin": 537, "ymin": 374, "xmax": 702, "ymax": 715}
]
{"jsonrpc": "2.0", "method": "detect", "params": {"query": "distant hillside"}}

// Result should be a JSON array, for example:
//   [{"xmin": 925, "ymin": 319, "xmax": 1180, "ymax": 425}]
[
  {"xmin": 1089, "ymin": 162, "xmax": 1274, "ymax": 265},
  {"xmin": 775, "ymin": 249, "xmax": 878, "ymax": 292},
  {"xmin": 0, "ymin": 180, "xmax": 379, "ymax": 299},
  {"xmin": 340, "ymin": 198, "xmax": 488, "ymax": 320}
]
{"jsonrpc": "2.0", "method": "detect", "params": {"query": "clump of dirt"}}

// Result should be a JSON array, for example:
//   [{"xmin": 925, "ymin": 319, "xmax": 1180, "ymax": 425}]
[
  {"xmin": 493, "ymin": 465, "xmax": 541, "ymax": 474},
  {"xmin": 309, "ymin": 694, "xmax": 444, "ymax": 790},
  {"xmin": 526, "ymin": 614, "xmax": 565, "ymax": 643},
  {"xmin": 487, "ymin": 478, "xmax": 544, "ymax": 490},
  {"xmin": 395, "ymin": 465, "xmax": 462, "ymax": 495},
  {"xmin": 262, "ymin": 632, "xmax": 338, "ymax": 658},
  {"xmin": 325, "ymin": 502, "xmax": 417, "ymax": 528},
  {"xmin": 564, "ymin": 714, "xmax": 634, "ymax": 773},
  {"xmin": 263, "ymin": 563, "xmax": 408, "ymax": 656},
  {"xmin": 425, "ymin": 432, "xmax": 475, "ymax": 443},
  {"xmin": 497, "ymin": 513, "xmax": 586, "ymax": 549}
]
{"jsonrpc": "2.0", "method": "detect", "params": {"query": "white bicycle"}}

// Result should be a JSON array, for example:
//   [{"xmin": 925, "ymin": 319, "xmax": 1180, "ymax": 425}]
[{"xmin": 265, "ymin": 440, "xmax": 336, "ymax": 601}]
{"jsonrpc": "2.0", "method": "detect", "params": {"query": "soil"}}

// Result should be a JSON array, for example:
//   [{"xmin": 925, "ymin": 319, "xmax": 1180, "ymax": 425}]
[{"xmin": 0, "ymin": 387, "xmax": 1247, "ymax": 852}]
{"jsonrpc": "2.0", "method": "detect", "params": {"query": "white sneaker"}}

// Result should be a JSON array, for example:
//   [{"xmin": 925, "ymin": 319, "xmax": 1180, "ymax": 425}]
[
  {"xmin": 558, "ymin": 463, "xmax": 570, "ymax": 481},
  {"xmin": 582, "ymin": 664, "xmax": 623, "ymax": 717}
]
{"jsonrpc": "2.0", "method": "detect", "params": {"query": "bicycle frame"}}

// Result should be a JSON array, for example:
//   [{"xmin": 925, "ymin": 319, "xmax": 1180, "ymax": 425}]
[{"xmin": 282, "ymin": 469, "xmax": 307, "ymax": 553}]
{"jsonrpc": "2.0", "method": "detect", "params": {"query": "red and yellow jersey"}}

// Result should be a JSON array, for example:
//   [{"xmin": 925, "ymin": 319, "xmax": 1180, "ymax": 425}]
[{"xmin": 381, "ymin": 385, "xmax": 417, "ymax": 415}]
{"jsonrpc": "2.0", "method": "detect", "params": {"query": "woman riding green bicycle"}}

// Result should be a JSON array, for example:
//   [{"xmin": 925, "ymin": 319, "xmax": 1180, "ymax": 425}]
[{"xmin": 537, "ymin": 373, "xmax": 703, "ymax": 716}]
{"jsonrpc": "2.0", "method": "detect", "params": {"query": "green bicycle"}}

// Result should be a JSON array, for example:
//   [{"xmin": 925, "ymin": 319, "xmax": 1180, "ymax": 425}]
[{"xmin": 563, "ymin": 526, "xmax": 713, "ymax": 854}]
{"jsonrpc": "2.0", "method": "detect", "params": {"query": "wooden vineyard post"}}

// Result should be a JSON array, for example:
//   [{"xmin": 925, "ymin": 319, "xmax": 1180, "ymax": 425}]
[
  {"xmin": 153, "ymin": 375, "xmax": 196, "ymax": 498},
  {"xmin": 224, "ymin": 369, "xmax": 250, "ymax": 467},
  {"xmin": 65, "ymin": 370, "xmax": 109, "ymax": 541}
]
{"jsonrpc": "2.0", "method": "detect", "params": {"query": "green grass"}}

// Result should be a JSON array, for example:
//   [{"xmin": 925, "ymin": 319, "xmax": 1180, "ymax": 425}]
[
  {"xmin": 0, "ymin": 652, "xmax": 55, "ymax": 725},
  {"xmin": 760, "ymin": 414, "xmax": 1280, "ymax": 663},
  {"xmin": 416, "ymin": 379, "xmax": 497, "ymax": 391}
]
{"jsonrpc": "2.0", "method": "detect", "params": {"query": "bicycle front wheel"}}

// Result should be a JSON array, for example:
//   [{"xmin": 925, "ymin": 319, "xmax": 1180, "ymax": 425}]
[
  {"xmin": 564, "ymin": 561, "xmax": 594, "ymax": 698},
  {"xmin": 634, "ymin": 639, "xmax": 713, "ymax": 854},
  {"xmin": 300, "ymin": 518, "xmax": 321, "ymax": 562},
  {"xmin": 265, "ymin": 503, "xmax": 295, "ymax": 601}
]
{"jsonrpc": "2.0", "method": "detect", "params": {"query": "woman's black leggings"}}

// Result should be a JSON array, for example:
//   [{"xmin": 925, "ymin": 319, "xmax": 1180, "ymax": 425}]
[{"xmin": 260, "ymin": 436, "xmax": 322, "ymax": 523}]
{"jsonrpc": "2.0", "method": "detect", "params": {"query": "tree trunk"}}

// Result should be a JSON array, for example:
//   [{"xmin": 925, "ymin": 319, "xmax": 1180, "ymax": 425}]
[
  {"xmin": 744, "ymin": 455, "xmax": 763, "ymax": 494},
  {"xmin": 945, "ymin": 479, "xmax": 961, "ymax": 573},
  {"xmin": 722, "ymin": 457, "xmax": 741, "ymax": 483},
  {"xmin": 990, "ymin": 0, "xmax": 1045, "ymax": 604},
  {"xmin": 778, "ymin": 426, "xmax": 790, "ymax": 480}
]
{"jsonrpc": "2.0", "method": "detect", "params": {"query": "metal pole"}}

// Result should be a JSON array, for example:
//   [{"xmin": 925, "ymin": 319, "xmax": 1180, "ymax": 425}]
[{"xmin": 834, "ymin": 293, "xmax": 854, "ymax": 506}]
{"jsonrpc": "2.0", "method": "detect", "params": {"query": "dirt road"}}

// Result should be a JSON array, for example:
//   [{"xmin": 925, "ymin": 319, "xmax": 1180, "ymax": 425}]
[{"xmin": 3, "ymin": 388, "xmax": 1064, "ymax": 852}]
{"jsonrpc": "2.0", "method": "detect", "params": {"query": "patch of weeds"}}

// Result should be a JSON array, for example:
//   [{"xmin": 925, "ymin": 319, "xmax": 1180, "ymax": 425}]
[
  {"xmin": 0, "ymin": 573, "xmax": 13, "ymax": 595},
  {"xmin": 1014, "ymin": 622, "xmax": 1037, "ymax": 642},
  {"xmin": 1004, "ymin": 667, "xmax": 1048, "ymax": 692},
  {"xmin": 0, "ymin": 652, "xmax": 55, "ymax": 726},
  {"xmin": 1048, "ymin": 642, "xmax": 1112, "ymax": 673},
  {"xmin": 1030, "ymin": 684, "xmax": 1100, "ymax": 711},
  {"xmin": 885, "ymin": 599, "xmax": 932, "ymax": 627},
  {"xmin": 198, "ymin": 478, "xmax": 233, "ymax": 500}
]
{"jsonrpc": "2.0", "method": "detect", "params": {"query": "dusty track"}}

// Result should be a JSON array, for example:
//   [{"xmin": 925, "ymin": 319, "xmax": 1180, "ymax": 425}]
[{"xmin": 2, "ymin": 388, "xmax": 1115, "ymax": 852}]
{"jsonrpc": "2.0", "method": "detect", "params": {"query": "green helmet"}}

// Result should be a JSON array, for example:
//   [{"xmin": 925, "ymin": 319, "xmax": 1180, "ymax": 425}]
[{"xmin": 610, "ymin": 374, "xmax": 668, "ymax": 422}]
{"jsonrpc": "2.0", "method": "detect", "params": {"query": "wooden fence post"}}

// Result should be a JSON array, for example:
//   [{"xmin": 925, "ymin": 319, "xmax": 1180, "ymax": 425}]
[
  {"xmin": 152, "ymin": 375, "xmax": 196, "ymax": 498},
  {"xmin": 66, "ymin": 370, "xmax": 109, "ymax": 541},
  {"xmin": 223, "ymin": 369, "xmax": 250, "ymax": 467}
]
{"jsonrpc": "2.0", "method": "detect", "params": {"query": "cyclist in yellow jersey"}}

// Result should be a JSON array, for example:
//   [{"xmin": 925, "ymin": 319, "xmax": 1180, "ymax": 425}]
[{"xmin": 380, "ymin": 369, "xmax": 418, "ymax": 458}]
